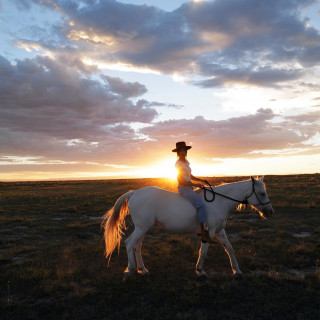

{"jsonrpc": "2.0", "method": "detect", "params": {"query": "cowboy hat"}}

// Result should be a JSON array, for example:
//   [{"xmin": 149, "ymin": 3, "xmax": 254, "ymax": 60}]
[{"xmin": 172, "ymin": 141, "xmax": 192, "ymax": 152}]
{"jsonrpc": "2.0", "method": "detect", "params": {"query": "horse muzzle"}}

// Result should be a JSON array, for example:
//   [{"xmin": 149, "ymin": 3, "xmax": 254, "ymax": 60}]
[{"xmin": 261, "ymin": 205, "xmax": 274, "ymax": 219}]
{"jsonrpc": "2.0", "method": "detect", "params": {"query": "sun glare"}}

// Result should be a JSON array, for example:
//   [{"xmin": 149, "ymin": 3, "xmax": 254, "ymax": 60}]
[
  {"xmin": 137, "ymin": 158, "xmax": 178, "ymax": 180},
  {"xmin": 132, "ymin": 157, "xmax": 218, "ymax": 180}
]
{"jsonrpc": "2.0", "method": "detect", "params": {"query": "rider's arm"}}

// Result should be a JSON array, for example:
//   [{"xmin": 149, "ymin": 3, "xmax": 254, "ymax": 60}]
[
  {"xmin": 191, "ymin": 175, "xmax": 206, "ymax": 184},
  {"xmin": 178, "ymin": 174, "xmax": 202, "ymax": 188}
]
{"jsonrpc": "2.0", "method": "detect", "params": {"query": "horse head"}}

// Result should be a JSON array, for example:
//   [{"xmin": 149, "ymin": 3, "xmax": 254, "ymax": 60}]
[{"xmin": 247, "ymin": 176, "xmax": 274, "ymax": 219}]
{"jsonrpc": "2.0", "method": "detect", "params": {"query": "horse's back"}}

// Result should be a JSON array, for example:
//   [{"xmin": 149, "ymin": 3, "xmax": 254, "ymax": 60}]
[
  {"xmin": 129, "ymin": 186, "xmax": 188, "ymax": 210},
  {"xmin": 128, "ymin": 186, "xmax": 198, "ymax": 233},
  {"xmin": 132, "ymin": 186, "xmax": 176, "ymax": 198}
]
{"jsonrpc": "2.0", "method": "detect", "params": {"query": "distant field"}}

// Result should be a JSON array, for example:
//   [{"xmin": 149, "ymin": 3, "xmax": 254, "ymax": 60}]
[{"xmin": 0, "ymin": 175, "xmax": 319, "ymax": 319}]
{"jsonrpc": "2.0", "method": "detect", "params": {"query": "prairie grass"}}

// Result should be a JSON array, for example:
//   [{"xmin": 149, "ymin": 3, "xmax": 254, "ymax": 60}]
[{"xmin": 0, "ymin": 175, "xmax": 319, "ymax": 319}]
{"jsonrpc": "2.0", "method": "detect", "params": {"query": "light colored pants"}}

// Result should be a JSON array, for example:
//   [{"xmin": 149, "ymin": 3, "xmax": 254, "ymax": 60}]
[{"xmin": 178, "ymin": 185, "xmax": 207, "ymax": 223}]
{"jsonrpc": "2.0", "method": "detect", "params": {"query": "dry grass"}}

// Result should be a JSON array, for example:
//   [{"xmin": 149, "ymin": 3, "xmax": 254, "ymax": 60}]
[{"xmin": 0, "ymin": 175, "xmax": 319, "ymax": 319}]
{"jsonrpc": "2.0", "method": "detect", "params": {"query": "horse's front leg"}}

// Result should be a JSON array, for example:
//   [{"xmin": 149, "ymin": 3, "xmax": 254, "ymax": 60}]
[
  {"xmin": 196, "ymin": 241, "xmax": 210, "ymax": 277},
  {"xmin": 134, "ymin": 236, "xmax": 149, "ymax": 275},
  {"xmin": 215, "ymin": 228, "xmax": 242, "ymax": 278}
]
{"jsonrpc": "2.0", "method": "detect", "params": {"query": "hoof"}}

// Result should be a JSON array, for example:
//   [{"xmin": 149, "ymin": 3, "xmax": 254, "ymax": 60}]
[
  {"xmin": 123, "ymin": 267, "xmax": 135, "ymax": 281},
  {"xmin": 197, "ymin": 274, "xmax": 207, "ymax": 280},
  {"xmin": 233, "ymin": 273, "xmax": 243, "ymax": 280},
  {"xmin": 137, "ymin": 267, "xmax": 150, "ymax": 276},
  {"xmin": 196, "ymin": 269, "xmax": 207, "ymax": 278}
]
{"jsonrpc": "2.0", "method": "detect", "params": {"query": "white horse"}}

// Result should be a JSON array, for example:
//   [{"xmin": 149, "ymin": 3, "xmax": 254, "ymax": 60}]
[{"xmin": 102, "ymin": 176, "xmax": 274, "ymax": 278}]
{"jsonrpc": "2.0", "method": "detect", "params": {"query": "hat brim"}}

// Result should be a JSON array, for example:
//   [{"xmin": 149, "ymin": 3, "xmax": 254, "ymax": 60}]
[{"xmin": 172, "ymin": 146, "xmax": 192, "ymax": 152}]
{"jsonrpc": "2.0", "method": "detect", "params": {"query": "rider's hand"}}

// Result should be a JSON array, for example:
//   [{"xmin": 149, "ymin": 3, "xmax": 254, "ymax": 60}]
[{"xmin": 194, "ymin": 183, "xmax": 203, "ymax": 188}]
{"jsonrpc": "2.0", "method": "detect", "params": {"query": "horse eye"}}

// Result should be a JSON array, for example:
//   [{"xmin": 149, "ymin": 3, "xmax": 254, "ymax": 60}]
[{"xmin": 261, "ymin": 192, "xmax": 266, "ymax": 197}]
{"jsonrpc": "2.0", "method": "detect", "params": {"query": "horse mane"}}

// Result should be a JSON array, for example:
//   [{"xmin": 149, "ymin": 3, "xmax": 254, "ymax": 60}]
[
  {"xmin": 216, "ymin": 177, "xmax": 266, "ymax": 189},
  {"xmin": 215, "ymin": 178, "xmax": 252, "ymax": 188}
]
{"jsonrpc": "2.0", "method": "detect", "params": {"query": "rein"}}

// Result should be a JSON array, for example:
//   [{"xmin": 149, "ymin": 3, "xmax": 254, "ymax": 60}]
[{"xmin": 201, "ymin": 182, "xmax": 271, "ymax": 207}]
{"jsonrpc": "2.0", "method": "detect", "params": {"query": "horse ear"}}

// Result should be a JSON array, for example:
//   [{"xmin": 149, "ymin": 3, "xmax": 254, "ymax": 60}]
[
  {"xmin": 259, "ymin": 176, "xmax": 264, "ymax": 182},
  {"xmin": 251, "ymin": 176, "xmax": 255, "ymax": 184}
]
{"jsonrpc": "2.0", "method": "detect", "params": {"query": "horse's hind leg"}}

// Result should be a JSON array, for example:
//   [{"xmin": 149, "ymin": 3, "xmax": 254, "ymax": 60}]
[
  {"xmin": 134, "ymin": 236, "xmax": 149, "ymax": 275},
  {"xmin": 196, "ymin": 241, "xmax": 210, "ymax": 277},
  {"xmin": 124, "ymin": 227, "xmax": 146, "ymax": 278}
]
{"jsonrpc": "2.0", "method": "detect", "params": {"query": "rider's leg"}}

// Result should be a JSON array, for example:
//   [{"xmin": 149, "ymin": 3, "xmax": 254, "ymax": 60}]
[{"xmin": 179, "ymin": 187, "xmax": 213, "ymax": 243}]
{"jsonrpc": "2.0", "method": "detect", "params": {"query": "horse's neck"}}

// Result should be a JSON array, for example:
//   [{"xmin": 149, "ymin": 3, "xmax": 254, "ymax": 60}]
[{"xmin": 216, "ymin": 180, "xmax": 251, "ymax": 204}]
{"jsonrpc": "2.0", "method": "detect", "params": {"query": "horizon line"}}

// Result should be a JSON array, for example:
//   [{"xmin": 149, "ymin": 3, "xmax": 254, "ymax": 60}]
[{"xmin": 1, "ymin": 172, "xmax": 319, "ymax": 183}]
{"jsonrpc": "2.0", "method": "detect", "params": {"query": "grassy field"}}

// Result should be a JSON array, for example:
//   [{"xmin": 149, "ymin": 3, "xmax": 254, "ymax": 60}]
[{"xmin": 0, "ymin": 175, "xmax": 319, "ymax": 319}]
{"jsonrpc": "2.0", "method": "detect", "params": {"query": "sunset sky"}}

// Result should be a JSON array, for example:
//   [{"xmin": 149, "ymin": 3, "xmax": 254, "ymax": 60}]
[{"xmin": 1, "ymin": 0, "xmax": 320, "ymax": 181}]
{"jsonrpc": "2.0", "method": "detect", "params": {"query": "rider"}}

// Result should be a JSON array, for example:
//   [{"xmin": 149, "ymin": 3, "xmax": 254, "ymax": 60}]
[{"xmin": 172, "ymin": 141, "xmax": 214, "ymax": 243}]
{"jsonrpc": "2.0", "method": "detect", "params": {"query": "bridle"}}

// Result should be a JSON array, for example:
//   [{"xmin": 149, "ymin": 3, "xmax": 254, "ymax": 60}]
[{"xmin": 201, "ymin": 181, "xmax": 271, "ymax": 207}]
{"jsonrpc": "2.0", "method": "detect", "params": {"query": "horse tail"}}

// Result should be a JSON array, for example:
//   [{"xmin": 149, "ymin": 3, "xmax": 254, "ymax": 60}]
[{"xmin": 101, "ymin": 190, "xmax": 135, "ymax": 261}]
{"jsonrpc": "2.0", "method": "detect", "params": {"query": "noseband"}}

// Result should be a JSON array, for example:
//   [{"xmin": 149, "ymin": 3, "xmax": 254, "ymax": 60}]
[
  {"xmin": 202, "ymin": 181, "xmax": 271, "ymax": 207},
  {"xmin": 246, "ymin": 183, "xmax": 271, "ymax": 207}
]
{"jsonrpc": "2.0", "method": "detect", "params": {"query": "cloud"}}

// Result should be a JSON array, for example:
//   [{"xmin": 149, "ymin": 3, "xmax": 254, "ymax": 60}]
[
  {"xmin": 2, "ymin": 0, "xmax": 320, "ymax": 179},
  {"xmin": 0, "ymin": 54, "xmax": 158, "ymax": 162},
  {"xmin": 21, "ymin": 0, "xmax": 320, "ymax": 88},
  {"xmin": 139, "ymin": 100, "xmax": 184, "ymax": 109},
  {"xmin": 1, "ymin": 51, "xmax": 319, "ymax": 174},
  {"xmin": 102, "ymin": 75, "xmax": 147, "ymax": 98},
  {"xmin": 286, "ymin": 110, "xmax": 320, "ymax": 123},
  {"xmin": 139, "ymin": 108, "xmax": 320, "ymax": 158},
  {"xmin": 184, "ymin": 0, "xmax": 320, "ymax": 87},
  {"xmin": 193, "ymin": 66, "xmax": 303, "ymax": 88}
]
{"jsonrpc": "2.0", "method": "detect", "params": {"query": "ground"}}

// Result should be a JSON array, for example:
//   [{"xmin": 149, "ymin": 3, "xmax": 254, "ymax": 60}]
[{"xmin": 0, "ymin": 175, "xmax": 319, "ymax": 319}]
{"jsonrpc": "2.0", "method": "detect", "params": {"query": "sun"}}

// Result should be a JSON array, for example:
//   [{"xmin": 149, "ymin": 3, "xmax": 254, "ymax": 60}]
[{"xmin": 141, "ymin": 158, "xmax": 178, "ymax": 180}]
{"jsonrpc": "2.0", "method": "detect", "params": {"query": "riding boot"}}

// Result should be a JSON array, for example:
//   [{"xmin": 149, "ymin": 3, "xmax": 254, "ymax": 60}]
[{"xmin": 200, "ymin": 223, "xmax": 214, "ymax": 243}]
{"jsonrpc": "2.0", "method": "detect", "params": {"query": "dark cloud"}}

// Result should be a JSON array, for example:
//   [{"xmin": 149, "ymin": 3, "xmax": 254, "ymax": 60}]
[
  {"xmin": 1, "ymin": 50, "xmax": 319, "ymax": 172},
  {"xmin": 22, "ymin": 0, "xmax": 320, "ymax": 88},
  {"xmin": 184, "ymin": 0, "xmax": 320, "ymax": 87},
  {"xmin": 102, "ymin": 75, "xmax": 147, "ymax": 98},
  {"xmin": 0, "ymin": 54, "xmax": 157, "ymax": 161},
  {"xmin": 193, "ymin": 66, "xmax": 303, "ymax": 88},
  {"xmin": 2, "ymin": 0, "xmax": 320, "ymax": 178},
  {"xmin": 137, "ymin": 100, "xmax": 183, "ymax": 109}
]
